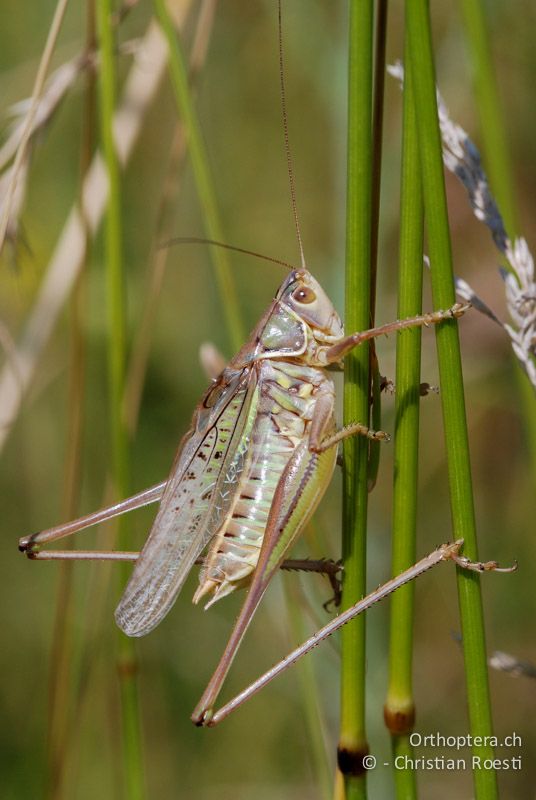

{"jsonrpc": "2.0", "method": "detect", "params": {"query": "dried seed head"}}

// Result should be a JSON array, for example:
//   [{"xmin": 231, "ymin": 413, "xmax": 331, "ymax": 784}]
[{"xmin": 389, "ymin": 61, "xmax": 536, "ymax": 389}]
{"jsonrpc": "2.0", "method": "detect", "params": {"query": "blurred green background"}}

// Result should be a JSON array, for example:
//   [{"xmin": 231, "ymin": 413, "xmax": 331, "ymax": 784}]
[{"xmin": 1, "ymin": 1, "xmax": 534, "ymax": 798}]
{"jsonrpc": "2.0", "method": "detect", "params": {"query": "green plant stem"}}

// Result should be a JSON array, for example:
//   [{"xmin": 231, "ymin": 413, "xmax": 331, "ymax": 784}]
[
  {"xmin": 369, "ymin": 0, "xmax": 388, "ymax": 317},
  {"xmin": 153, "ymin": 0, "xmax": 243, "ymax": 352},
  {"xmin": 406, "ymin": 3, "xmax": 498, "ymax": 799},
  {"xmin": 339, "ymin": 1, "xmax": 374, "ymax": 797},
  {"xmin": 367, "ymin": 0, "xmax": 388, "ymax": 492},
  {"xmin": 97, "ymin": 1, "xmax": 144, "ymax": 797},
  {"xmin": 383, "ymin": 34, "xmax": 422, "ymax": 800}
]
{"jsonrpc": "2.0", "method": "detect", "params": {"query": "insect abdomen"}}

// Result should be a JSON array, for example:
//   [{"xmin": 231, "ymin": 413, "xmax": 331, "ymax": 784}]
[
  {"xmin": 194, "ymin": 359, "xmax": 333, "ymax": 608},
  {"xmin": 193, "ymin": 422, "xmax": 293, "ymax": 607}
]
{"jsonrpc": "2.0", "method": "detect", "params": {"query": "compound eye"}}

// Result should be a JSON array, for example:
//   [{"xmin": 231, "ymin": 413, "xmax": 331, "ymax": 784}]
[{"xmin": 292, "ymin": 285, "xmax": 316, "ymax": 304}]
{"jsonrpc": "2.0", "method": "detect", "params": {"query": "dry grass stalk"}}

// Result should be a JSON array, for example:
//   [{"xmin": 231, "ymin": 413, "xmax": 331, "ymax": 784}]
[
  {"xmin": 0, "ymin": 0, "xmax": 70, "ymax": 252},
  {"xmin": 0, "ymin": 4, "xmax": 194, "ymax": 455}
]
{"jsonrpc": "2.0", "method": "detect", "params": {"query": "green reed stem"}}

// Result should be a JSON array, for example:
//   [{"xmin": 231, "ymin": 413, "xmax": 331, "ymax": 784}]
[
  {"xmin": 153, "ymin": 0, "xmax": 243, "ymax": 352},
  {"xmin": 97, "ymin": 1, "xmax": 144, "ymax": 797},
  {"xmin": 339, "ymin": 1, "xmax": 374, "ymax": 797},
  {"xmin": 406, "ymin": 3, "xmax": 498, "ymax": 798},
  {"xmin": 367, "ymin": 0, "xmax": 388, "ymax": 493},
  {"xmin": 383, "ymin": 34, "xmax": 422, "ymax": 799}
]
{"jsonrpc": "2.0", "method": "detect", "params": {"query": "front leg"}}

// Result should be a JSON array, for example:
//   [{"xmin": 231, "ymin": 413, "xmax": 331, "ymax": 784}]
[{"xmin": 323, "ymin": 303, "xmax": 471, "ymax": 364}]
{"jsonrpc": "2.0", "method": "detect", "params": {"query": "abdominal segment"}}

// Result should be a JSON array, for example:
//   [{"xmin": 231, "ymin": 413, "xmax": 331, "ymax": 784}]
[{"xmin": 193, "ymin": 422, "xmax": 295, "ymax": 608}]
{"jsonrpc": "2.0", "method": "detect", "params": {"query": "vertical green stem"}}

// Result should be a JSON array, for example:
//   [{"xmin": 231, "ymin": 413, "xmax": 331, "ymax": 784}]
[
  {"xmin": 367, "ymin": 0, "xmax": 388, "ymax": 492},
  {"xmin": 406, "ymin": 3, "xmax": 498, "ymax": 798},
  {"xmin": 153, "ymin": 0, "xmax": 243, "ymax": 352},
  {"xmin": 383, "ymin": 33, "xmax": 422, "ymax": 800},
  {"xmin": 369, "ymin": 0, "xmax": 388, "ymax": 314},
  {"xmin": 97, "ymin": 1, "xmax": 144, "ymax": 797},
  {"xmin": 339, "ymin": 1, "xmax": 374, "ymax": 797}
]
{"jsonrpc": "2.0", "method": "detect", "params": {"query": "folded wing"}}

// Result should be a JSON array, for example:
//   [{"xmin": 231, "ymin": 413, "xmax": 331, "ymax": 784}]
[{"xmin": 115, "ymin": 367, "xmax": 259, "ymax": 637}]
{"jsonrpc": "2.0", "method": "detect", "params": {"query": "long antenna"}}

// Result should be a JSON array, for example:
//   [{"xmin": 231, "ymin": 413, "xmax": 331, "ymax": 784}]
[
  {"xmin": 278, "ymin": 0, "xmax": 307, "ymax": 271},
  {"xmin": 160, "ymin": 236, "xmax": 295, "ymax": 271}
]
